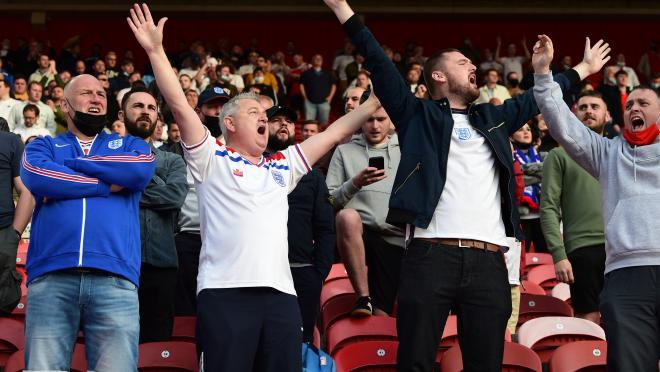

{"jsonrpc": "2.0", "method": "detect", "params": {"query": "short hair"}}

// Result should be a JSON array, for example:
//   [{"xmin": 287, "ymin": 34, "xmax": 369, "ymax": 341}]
[
  {"xmin": 577, "ymin": 89, "xmax": 604, "ymax": 101},
  {"xmin": 14, "ymin": 76, "xmax": 27, "ymax": 83},
  {"xmin": 0, "ymin": 117, "xmax": 9, "ymax": 132},
  {"xmin": 121, "ymin": 59, "xmax": 134, "ymax": 67},
  {"xmin": 120, "ymin": 86, "xmax": 156, "ymax": 113},
  {"xmin": 23, "ymin": 103, "xmax": 40, "ymax": 116},
  {"xmin": 220, "ymin": 92, "xmax": 261, "ymax": 136},
  {"xmin": 422, "ymin": 48, "xmax": 461, "ymax": 96},
  {"xmin": 28, "ymin": 81, "xmax": 42, "ymax": 90},
  {"xmin": 302, "ymin": 120, "xmax": 319, "ymax": 128},
  {"xmin": 630, "ymin": 84, "xmax": 660, "ymax": 99},
  {"xmin": 485, "ymin": 68, "xmax": 499, "ymax": 76},
  {"xmin": 614, "ymin": 69, "xmax": 628, "ymax": 77},
  {"xmin": 0, "ymin": 80, "xmax": 10, "ymax": 89}
]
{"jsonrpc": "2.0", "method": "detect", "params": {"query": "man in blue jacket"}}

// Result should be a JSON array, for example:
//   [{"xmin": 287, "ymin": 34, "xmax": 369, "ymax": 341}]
[
  {"xmin": 325, "ymin": 1, "xmax": 609, "ymax": 370},
  {"xmin": 20, "ymin": 74, "xmax": 155, "ymax": 372}
]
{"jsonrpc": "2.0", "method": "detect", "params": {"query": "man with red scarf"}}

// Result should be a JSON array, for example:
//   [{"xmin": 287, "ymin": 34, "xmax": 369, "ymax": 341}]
[{"xmin": 533, "ymin": 34, "xmax": 660, "ymax": 371}]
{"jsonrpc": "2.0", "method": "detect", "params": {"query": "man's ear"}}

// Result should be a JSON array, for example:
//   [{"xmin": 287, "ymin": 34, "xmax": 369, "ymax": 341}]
[
  {"xmin": 431, "ymin": 70, "xmax": 447, "ymax": 84},
  {"xmin": 118, "ymin": 110, "xmax": 125, "ymax": 122},
  {"xmin": 605, "ymin": 110, "xmax": 611, "ymax": 123},
  {"xmin": 224, "ymin": 116, "xmax": 235, "ymax": 133}
]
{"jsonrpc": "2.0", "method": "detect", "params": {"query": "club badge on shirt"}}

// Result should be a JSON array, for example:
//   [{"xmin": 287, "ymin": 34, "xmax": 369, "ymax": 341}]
[
  {"xmin": 108, "ymin": 139, "xmax": 123, "ymax": 149},
  {"xmin": 232, "ymin": 168, "xmax": 244, "ymax": 177},
  {"xmin": 455, "ymin": 127, "xmax": 472, "ymax": 141},
  {"xmin": 271, "ymin": 170, "xmax": 286, "ymax": 187}
]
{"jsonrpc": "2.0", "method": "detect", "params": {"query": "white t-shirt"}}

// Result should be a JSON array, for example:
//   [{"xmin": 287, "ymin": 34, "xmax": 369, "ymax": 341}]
[
  {"xmin": 183, "ymin": 131, "xmax": 311, "ymax": 295},
  {"xmin": 14, "ymin": 126, "xmax": 50, "ymax": 143},
  {"xmin": 500, "ymin": 56, "xmax": 525, "ymax": 83},
  {"xmin": 332, "ymin": 55, "xmax": 355, "ymax": 81},
  {"xmin": 0, "ymin": 97, "xmax": 19, "ymax": 120},
  {"xmin": 414, "ymin": 113, "xmax": 508, "ymax": 247}
]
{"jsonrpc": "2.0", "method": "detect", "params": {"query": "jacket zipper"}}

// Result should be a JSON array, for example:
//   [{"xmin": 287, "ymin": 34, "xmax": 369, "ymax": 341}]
[
  {"xmin": 393, "ymin": 162, "xmax": 421, "ymax": 194},
  {"xmin": 78, "ymin": 198, "xmax": 86, "ymax": 266},
  {"xmin": 471, "ymin": 112, "xmax": 516, "ymax": 236}
]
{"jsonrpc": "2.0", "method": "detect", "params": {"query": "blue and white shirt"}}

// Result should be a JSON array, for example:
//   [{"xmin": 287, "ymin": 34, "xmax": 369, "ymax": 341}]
[{"xmin": 183, "ymin": 130, "xmax": 311, "ymax": 295}]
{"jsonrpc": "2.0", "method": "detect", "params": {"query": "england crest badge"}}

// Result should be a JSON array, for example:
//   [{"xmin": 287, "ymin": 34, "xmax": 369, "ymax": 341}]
[
  {"xmin": 108, "ymin": 139, "xmax": 123, "ymax": 149},
  {"xmin": 454, "ymin": 127, "xmax": 472, "ymax": 140}
]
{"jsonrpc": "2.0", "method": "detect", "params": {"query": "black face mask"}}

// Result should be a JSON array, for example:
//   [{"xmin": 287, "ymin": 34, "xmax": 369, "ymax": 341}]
[
  {"xmin": 203, "ymin": 115, "xmax": 222, "ymax": 138},
  {"xmin": 67, "ymin": 101, "xmax": 107, "ymax": 137},
  {"xmin": 508, "ymin": 79, "xmax": 520, "ymax": 88}
]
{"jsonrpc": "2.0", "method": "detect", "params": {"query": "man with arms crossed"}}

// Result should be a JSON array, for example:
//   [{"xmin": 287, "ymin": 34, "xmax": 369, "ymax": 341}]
[
  {"xmin": 128, "ymin": 5, "xmax": 381, "ymax": 370},
  {"xmin": 533, "ymin": 35, "xmax": 660, "ymax": 371},
  {"xmin": 325, "ymin": 1, "xmax": 606, "ymax": 370},
  {"xmin": 540, "ymin": 90, "xmax": 608, "ymax": 324}
]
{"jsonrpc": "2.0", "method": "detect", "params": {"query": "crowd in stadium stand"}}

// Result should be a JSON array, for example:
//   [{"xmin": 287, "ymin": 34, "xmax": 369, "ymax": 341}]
[{"xmin": 0, "ymin": 0, "xmax": 659, "ymax": 371}]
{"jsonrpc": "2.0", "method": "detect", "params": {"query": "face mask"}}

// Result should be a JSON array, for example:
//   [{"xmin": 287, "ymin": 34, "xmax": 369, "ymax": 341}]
[
  {"xmin": 617, "ymin": 61, "xmax": 625, "ymax": 67},
  {"xmin": 253, "ymin": 76, "xmax": 265, "ymax": 84},
  {"xmin": 624, "ymin": 121, "xmax": 660, "ymax": 147},
  {"xmin": 67, "ymin": 100, "xmax": 107, "ymax": 136},
  {"xmin": 508, "ymin": 79, "xmax": 519, "ymax": 87},
  {"xmin": 220, "ymin": 75, "xmax": 230, "ymax": 82},
  {"xmin": 203, "ymin": 115, "xmax": 222, "ymax": 138}
]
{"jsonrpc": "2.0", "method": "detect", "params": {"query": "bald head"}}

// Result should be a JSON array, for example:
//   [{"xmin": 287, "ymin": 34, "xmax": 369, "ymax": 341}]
[
  {"xmin": 64, "ymin": 74, "xmax": 105, "ymax": 101},
  {"xmin": 62, "ymin": 74, "xmax": 108, "ymax": 120}
]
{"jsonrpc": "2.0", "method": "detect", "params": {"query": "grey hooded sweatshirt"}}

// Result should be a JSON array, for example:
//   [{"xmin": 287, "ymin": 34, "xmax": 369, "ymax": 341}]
[
  {"xmin": 533, "ymin": 73, "xmax": 660, "ymax": 274},
  {"xmin": 326, "ymin": 133, "xmax": 404, "ymax": 247}
]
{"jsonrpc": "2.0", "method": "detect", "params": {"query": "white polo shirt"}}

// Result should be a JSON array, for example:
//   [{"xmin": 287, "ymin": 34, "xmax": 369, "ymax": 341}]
[
  {"xmin": 414, "ymin": 113, "xmax": 508, "ymax": 247},
  {"xmin": 183, "ymin": 130, "xmax": 311, "ymax": 296}
]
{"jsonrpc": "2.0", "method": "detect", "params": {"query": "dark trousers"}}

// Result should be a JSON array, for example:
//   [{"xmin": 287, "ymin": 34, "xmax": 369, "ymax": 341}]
[
  {"xmin": 174, "ymin": 232, "xmax": 201, "ymax": 316},
  {"xmin": 600, "ymin": 266, "xmax": 660, "ymax": 371},
  {"xmin": 397, "ymin": 241, "xmax": 511, "ymax": 372},
  {"xmin": 291, "ymin": 266, "xmax": 322, "ymax": 343},
  {"xmin": 521, "ymin": 218, "xmax": 548, "ymax": 253},
  {"xmin": 196, "ymin": 287, "xmax": 302, "ymax": 372},
  {"xmin": 138, "ymin": 263, "xmax": 178, "ymax": 343}
]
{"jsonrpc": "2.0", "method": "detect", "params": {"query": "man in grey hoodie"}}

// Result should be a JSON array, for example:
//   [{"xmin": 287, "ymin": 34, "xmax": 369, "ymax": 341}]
[
  {"xmin": 326, "ymin": 105, "xmax": 403, "ymax": 317},
  {"xmin": 532, "ymin": 35, "xmax": 660, "ymax": 371}
]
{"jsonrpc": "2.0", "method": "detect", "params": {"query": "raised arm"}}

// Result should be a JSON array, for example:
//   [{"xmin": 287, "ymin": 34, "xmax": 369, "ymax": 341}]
[
  {"xmin": 532, "ymin": 35, "xmax": 612, "ymax": 178},
  {"xmin": 127, "ymin": 3, "xmax": 205, "ymax": 145},
  {"xmin": 299, "ymin": 93, "xmax": 380, "ymax": 165}
]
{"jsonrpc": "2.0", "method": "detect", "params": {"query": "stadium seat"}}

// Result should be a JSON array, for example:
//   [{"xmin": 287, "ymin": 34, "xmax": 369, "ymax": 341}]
[
  {"xmin": 9, "ymin": 295, "xmax": 26, "ymax": 322},
  {"xmin": 138, "ymin": 341, "xmax": 198, "ymax": 372},
  {"xmin": 549, "ymin": 340, "xmax": 607, "ymax": 372},
  {"xmin": 520, "ymin": 280, "xmax": 546, "ymax": 296},
  {"xmin": 15, "ymin": 267, "xmax": 27, "ymax": 296},
  {"xmin": 439, "ymin": 342, "xmax": 542, "ymax": 372},
  {"xmin": 517, "ymin": 317, "xmax": 606, "ymax": 363},
  {"xmin": 313, "ymin": 326, "xmax": 321, "ymax": 349},
  {"xmin": 324, "ymin": 263, "xmax": 349, "ymax": 284},
  {"xmin": 171, "ymin": 316, "xmax": 196, "ymax": 343},
  {"xmin": 524, "ymin": 253, "xmax": 553, "ymax": 273},
  {"xmin": 551, "ymin": 282, "xmax": 571, "ymax": 306},
  {"xmin": 0, "ymin": 318, "xmax": 25, "ymax": 368},
  {"xmin": 15, "ymin": 251, "xmax": 27, "ymax": 268},
  {"xmin": 517, "ymin": 293, "xmax": 573, "ymax": 328},
  {"xmin": 526, "ymin": 265, "xmax": 559, "ymax": 294},
  {"xmin": 333, "ymin": 340, "xmax": 398, "ymax": 372},
  {"xmin": 321, "ymin": 292, "xmax": 354, "ymax": 332},
  {"xmin": 320, "ymin": 278, "xmax": 355, "ymax": 311},
  {"xmin": 435, "ymin": 315, "xmax": 512, "ymax": 363},
  {"xmin": 3, "ymin": 344, "xmax": 87, "ymax": 372},
  {"xmin": 326, "ymin": 316, "xmax": 397, "ymax": 356}
]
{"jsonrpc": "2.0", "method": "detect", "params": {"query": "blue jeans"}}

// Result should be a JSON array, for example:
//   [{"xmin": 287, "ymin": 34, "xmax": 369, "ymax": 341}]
[
  {"xmin": 25, "ymin": 271, "xmax": 139, "ymax": 371},
  {"xmin": 304, "ymin": 100, "xmax": 331, "ymax": 124}
]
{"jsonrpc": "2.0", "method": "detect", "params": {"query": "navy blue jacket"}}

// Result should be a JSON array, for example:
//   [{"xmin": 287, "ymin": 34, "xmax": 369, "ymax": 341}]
[{"xmin": 343, "ymin": 15, "xmax": 580, "ymax": 239}]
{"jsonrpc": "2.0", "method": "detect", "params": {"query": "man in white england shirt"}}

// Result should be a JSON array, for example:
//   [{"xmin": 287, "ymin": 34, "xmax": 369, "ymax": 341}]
[{"xmin": 128, "ymin": 5, "xmax": 381, "ymax": 370}]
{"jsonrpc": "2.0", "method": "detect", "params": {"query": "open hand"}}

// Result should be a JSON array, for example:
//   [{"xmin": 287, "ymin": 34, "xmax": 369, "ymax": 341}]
[
  {"xmin": 580, "ymin": 37, "xmax": 611, "ymax": 76},
  {"xmin": 127, "ymin": 3, "xmax": 168, "ymax": 54},
  {"xmin": 531, "ymin": 34, "xmax": 554, "ymax": 74},
  {"xmin": 323, "ymin": 0, "xmax": 348, "ymax": 8}
]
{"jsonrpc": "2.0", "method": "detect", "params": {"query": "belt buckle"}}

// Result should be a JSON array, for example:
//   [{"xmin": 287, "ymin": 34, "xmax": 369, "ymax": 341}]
[{"xmin": 458, "ymin": 239, "xmax": 470, "ymax": 248}]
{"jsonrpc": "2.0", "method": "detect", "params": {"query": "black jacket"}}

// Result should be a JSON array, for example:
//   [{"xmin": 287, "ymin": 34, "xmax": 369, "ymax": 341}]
[
  {"xmin": 343, "ymin": 15, "xmax": 580, "ymax": 240},
  {"xmin": 287, "ymin": 168, "xmax": 335, "ymax": 279}
]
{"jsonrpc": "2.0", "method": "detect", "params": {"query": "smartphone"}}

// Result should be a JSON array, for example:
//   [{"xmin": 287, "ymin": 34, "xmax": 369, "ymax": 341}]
[{"xmin": 369, "ymin": 156, "xmax": 385, "ymax": 170}]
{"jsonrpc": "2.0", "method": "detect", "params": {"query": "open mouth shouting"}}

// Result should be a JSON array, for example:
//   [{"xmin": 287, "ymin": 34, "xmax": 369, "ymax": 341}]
[
  {"xmin": 257, "ymin": 124, "xmax": 267, "ymax": 135},
  {"xmin": 630, "ymin": 115, "xmax": 645, "ymax": 131},
  {"xmin": 88, "ymin": 107, "xmax": 101, "ymax": 114},
  {"xmin": 468, "ymin": 73, "xmax": 477, "ymax": 87}
]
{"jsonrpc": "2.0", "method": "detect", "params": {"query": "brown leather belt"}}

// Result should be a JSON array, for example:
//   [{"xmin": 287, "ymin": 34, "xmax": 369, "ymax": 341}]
[{"xmin": 415, "ymin": 238, "xmax": 501, "ymax": 252}]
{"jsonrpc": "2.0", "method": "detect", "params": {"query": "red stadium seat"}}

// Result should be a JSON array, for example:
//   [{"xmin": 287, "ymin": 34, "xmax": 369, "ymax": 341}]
[
  {"xmin": 551, "ymin": 282, "xmax": 571, "ymax": 306},
  {"xmin": 439, "ymin": 342, "xmax": 542, "ymax": 372},
  {"xmin": 520, "ymin": 280, "xmax": 546, "ymax": 296},
  {"xmin": 313, "ymin": 326, "xmax": 321, "ymax": 349},
  {"xmin": 0, "ymin": 318, "xmax": 24, "ymax": 368},
  {"xmin": 138, "ymin": 341, "xmax": 198, "ymax": 372},
  {"xmin": 526, "ymin": 265, "xmax": 559, "ymax": 294},
  {"xmin": 321, "ymin": 292, "xmax": 354, "ymax": 332},
  {"xmin": 517, "ymin": 293, "xmax": 574, "ymax": 328},
  {"xmin": 435, "ymin": 315, "xmax": 512, "ymax": 363},
  {"xmin": 333, "ymin": 340, "xmax": 398, "ymax": 372},
  {"xmin": 524, "ymin": 253, "xmax": 553, "ymax": 273},
  {"xmin": 171, "ymin": 316, "xmax": 196, "ymax": 343},
  {"xmin": 326, "ymin": 316, "xmax": 397, "ymax": 356},
  {"xmin": 549, "ymin": 340, "xmax": 607, "ymax": 372},
  {"xmin": 517, "ymin": 317, "xmax": 606, "ymax": 363},
  {"xmin": 9, "ymin": 295, "xmax": 26, "ymax": 322},
  {"xmin": 15, "ymin": 267, "xmax": 27, "ymax": 296},
  {"xmin": 324, "ymin": 263, "xmax": 349, "ymax": 284},
  {"xmin": 320, "ymin": 278, "xmax": 355, "ymax": 311},
  {"xmin": 4, "ymin": 344, "xmax": 87, "ymax": 372}
]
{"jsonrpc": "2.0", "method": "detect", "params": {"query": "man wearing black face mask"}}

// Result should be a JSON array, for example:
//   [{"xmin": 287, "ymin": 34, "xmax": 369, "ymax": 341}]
[
  {"xmin": 264, "ymin": 105, "xmax": 335, "ymax": 343},
  {"xmin": 19, "ymin": 74, "xmax": 156, "ymax": 371},
  {"xmin": 120, "ymin": 88, "xmax": 188, "ymax": 343},
  {"xmin": 172, "ymin": 86, "xmax": 230, "ymax": 315}
]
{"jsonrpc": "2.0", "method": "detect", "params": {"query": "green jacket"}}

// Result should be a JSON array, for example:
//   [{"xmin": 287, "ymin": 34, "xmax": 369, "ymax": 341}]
[{"xmin": 540, "ymin": 147, "xmax": 604, "ymax": 263}]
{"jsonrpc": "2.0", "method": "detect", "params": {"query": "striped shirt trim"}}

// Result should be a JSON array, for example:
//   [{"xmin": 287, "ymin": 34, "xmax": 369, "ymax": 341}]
[{"xmin": 22, "ymin": 153, "xmax": 99, "ymax": 185}]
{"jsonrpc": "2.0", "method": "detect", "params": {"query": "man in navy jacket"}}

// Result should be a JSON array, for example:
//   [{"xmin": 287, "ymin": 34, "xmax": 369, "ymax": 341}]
[
  {"xmin": 20, "ymin": 74, "xmax": 155, "ymax": 371},
  {"xmin": 325, "ymin": 1, "xmax": 609, "ymax": 370}
]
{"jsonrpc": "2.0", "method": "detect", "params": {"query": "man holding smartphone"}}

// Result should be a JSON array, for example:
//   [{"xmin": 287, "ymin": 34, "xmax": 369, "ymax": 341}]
[{"xmin": 326, "ymin": 103, "xmax": 404, "ymax": 316}]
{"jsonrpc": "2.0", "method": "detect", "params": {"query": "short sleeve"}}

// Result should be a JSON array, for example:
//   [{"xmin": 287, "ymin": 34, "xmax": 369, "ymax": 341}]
[
  {"xmin": 281, "ymin": 144, "xmax": 312, "ymax": 193},
  {"xmin": 182, "ymin": 130, "xmax": 215, "ymax": 184}
]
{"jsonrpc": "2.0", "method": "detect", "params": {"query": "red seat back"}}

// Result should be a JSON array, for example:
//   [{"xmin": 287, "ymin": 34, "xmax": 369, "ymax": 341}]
[
  {"xmin": 326, "ymin": 316, "xmax": 397, "ymax": 356},
  {"xmin": 517, "ymin": 293, "xmax": 574, "ymax": 328},
  {"xmin": 138, "ymin": 341, "xmax": 198, "ymax": 372},
  {"xmin": 171, "ymin": 316, "xmax": 196, "ymax": 343},
  {"xmin": 333, "ymin": 340, "xmax": 398, "ymax": 372},
  {"xmin": 549, "ymin": 340, "xmax": 607, "ymax": 372},
  {"xmin": 440, "ymin": 342, "xmax": 542, "ymax": 372}
]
